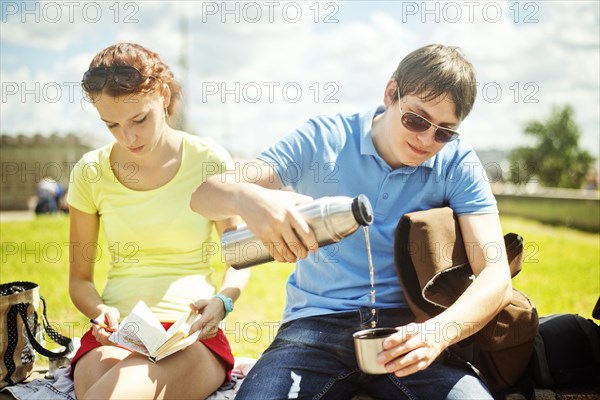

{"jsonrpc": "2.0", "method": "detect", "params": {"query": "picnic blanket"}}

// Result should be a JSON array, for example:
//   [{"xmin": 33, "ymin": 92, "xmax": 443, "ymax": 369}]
[{"xmin": 0, "ymin": 358, "xmax": 256, "ymax": 400}]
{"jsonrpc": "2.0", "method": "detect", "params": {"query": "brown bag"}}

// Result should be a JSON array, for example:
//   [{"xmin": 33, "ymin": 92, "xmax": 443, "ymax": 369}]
[
  {"xmin": 0, "ymin": 281, "xmax": 73, "ymax": 389},
  {"xmin": 394, "ymin": 207, "xmax": 538, "ymax": 394}
]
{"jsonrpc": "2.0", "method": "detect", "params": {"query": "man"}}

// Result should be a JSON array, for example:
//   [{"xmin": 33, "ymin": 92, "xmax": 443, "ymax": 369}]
[{"xmin": 191, "ymin": 44, "xmax": 512, "ymax": 399}]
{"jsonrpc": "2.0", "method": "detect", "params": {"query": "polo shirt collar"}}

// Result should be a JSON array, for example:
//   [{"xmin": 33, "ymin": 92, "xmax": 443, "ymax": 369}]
[{"xmin": 359, "ymin": 106, "xmax": 435, "ymax": 170}]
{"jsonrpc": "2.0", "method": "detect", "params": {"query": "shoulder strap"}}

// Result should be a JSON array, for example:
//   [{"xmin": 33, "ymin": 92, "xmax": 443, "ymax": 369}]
[
  {"xmin": 38, "ymin": 296, "xmax": 73, "ymax": 349},
  {"xmin": 14, "ymin": 302, "xmax": 73, "ymax": 359}
]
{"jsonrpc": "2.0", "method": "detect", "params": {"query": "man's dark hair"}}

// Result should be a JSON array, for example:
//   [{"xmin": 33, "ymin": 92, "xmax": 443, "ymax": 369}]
[{"xmin": 391, "ymin": 44, "xmax": 477, "ymax": 121}]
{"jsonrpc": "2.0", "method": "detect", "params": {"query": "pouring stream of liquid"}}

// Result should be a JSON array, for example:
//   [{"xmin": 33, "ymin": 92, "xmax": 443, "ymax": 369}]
[{"xmin": 363, "ymin": 226, "xmax": 377, "ymax": 328}]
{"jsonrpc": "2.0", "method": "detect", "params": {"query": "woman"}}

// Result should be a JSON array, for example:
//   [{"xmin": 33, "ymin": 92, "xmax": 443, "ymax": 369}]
[{"xmin": 68, "ymin": 42, "xmax": 249, "ymax": 399}]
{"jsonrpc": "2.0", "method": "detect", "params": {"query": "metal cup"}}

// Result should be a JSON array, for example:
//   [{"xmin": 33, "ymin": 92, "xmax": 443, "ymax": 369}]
[{"xmin": 353, "ymin": 327, "xmax": 397, "ymax": 374}]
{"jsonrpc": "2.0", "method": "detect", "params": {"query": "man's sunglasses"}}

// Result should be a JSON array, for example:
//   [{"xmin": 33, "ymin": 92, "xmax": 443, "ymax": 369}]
[
  {"xmin": 81, "ymin": 66, "xmax": 152, "ymax": 91},
  {"xmin": 397, "ymin": 90, "xmax": 460, "ymax": 143}
]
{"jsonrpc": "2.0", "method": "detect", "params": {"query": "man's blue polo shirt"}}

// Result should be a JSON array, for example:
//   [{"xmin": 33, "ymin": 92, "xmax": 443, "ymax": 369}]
[{"xmin": 258, "ymin": 106, "xmax": 498, "ymax": 324}]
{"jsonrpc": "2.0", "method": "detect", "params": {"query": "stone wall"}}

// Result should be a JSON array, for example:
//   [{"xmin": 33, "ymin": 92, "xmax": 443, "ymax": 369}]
[
  {"xmin": 0, "ymin": 134, "xmax": 92, "ymax": 210},
  {"xmin": 496, "ymin": 190, "xmax": 600, "ymax": 233}
]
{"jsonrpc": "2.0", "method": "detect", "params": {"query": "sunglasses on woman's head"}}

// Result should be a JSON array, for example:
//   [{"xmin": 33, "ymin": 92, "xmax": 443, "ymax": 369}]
[
  {"xmin": 397, "ymin": 90, "xmax": 460, "ymax": 144},
  {"xmin": 81, "ymin": 66, "xmax": 150, "ymax": 91}
]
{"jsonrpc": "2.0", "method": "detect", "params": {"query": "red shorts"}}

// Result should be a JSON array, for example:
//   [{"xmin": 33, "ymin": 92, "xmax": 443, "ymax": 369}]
[{"xmin": 71, "ymin": 323, "xmax": 234, "ymax": 381}]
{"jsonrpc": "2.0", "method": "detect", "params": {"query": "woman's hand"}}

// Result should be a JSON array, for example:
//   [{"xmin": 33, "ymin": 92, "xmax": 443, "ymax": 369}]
[
  {"xmin": 377, "ymin": 322, "xmax": 449, "ymax": 377},
  {"xmin": 91, "ymin": 306, "xmax": 120, "ymax": 346},
  {"xmin": 189, "ymin": 298, "xmax": 226, "ymax": 340}
]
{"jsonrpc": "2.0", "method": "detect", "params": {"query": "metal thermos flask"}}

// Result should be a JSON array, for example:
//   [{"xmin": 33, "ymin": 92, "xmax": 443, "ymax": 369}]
[{"xmin": 221, "ymin": 194, "xmax": 373, "ymax": 269}]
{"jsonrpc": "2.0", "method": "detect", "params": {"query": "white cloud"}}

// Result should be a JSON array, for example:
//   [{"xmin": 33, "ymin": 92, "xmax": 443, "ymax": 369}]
[{"xmin": 1, "ymin": 0, "xmax": 598, "ymax": 158}]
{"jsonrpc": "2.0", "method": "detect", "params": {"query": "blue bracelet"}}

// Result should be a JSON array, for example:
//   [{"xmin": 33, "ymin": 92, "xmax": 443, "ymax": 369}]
[{"xmin": 213, "ymin": 293, "xmax": 234, "ymax": 319}]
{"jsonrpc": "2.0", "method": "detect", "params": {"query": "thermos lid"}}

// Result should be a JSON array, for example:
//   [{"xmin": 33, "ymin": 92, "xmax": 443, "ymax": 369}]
[{"xmin": 352, "ymin": 194, "xmax": 373, "ymax": 226}]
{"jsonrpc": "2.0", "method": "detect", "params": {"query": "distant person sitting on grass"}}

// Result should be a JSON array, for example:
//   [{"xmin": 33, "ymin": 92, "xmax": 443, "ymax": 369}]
[
  {"xmin": 35, "ymin": 176, "xmax": 58, "ymax": 214},
  {"xmin": 190, "ymin": 44, "xmax": 512, "ymax": 399},
  {"xmin": 67, "ymin": 42, "xmax": 249, "ymax": 399}
]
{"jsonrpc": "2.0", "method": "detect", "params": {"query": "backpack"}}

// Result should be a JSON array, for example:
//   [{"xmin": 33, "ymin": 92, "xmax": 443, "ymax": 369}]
[
  {"xmin": 393, "ymin": 207, "xmax": 539, "ymax": 396},
  {"xmin": 532, "ymin": 313, "xmax": 600, "ymax": 388}
]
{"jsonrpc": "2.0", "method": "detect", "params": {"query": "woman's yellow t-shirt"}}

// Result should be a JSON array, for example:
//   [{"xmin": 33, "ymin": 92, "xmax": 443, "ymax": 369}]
[{"xmin": 67, "ymin": 133, "xmax": 232, "ymax": 321}]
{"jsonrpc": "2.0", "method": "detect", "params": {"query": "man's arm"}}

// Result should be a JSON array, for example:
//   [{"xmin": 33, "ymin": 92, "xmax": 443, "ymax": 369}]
[
  {"xmin": 431, "ymin": 213, "xmax": 513, "ymax": 338},
  {"xmin": 379, "ymin": 213, "xmax": 512, "ymax": 377},
  {"xmin": 190, "ymin": 159, "xmax": 318, "ymax": 262},
  {"xmin": 190, "ymin": 160, "xmax": 281, "ymax": 220}
]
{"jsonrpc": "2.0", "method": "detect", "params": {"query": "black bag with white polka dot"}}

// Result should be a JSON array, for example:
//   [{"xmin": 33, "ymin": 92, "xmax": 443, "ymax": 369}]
[{"xmin": 0, "ymin": 281, "xmax": 74, "ymax": 388}]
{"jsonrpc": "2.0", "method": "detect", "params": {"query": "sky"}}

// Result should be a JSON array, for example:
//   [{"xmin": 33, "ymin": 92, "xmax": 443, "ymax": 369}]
[{"xmin": 1, "ymin": 0, "xmax": 599, "ymax": 159}]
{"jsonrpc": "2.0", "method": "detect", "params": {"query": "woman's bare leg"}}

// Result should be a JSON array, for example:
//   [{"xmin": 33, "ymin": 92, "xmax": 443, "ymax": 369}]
[
  {"xmin": 73, "ymin": 346, "xmax": 132, "ymax": 398},
  {"xmin": 78, "ymin": 342, "xmax": 226, "ymax": 400}
]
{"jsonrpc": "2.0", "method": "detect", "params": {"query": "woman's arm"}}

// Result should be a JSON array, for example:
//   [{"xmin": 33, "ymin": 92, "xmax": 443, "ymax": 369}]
[
  {"xmin": 189, "ymin": 217, "xmax": 250, "ymax": 338},
  {"xmin": 69, "ymin": 206, "xmax": 119, "ymax": 341},
  {"xmin": 213, "ymin": 217, "xmax": 250, "ymax": 304}
]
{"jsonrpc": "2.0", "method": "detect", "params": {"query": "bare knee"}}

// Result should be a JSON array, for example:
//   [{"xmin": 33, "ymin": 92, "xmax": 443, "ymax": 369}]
[
  {"xmin": 73, "ymin": 346, "xmax": 130, "ymax": 398},
  {"xmin": 76, "ymin": 343, "xmax": 227, "ymax": 399}
]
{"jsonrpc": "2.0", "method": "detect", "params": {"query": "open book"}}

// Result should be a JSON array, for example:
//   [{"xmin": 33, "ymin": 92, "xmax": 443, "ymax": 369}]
[{"xmin": 109, "ymin": 300, "xmax": 202, "ymax": 362}]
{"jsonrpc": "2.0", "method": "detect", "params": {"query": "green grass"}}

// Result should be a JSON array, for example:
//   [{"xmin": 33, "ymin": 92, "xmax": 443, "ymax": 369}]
[
  {"xmin": 501, "ymin": 215, "xmax": 599, "ymax": 319},
  {"xmin": 1, "ymin": 214, "xmax": 598, "ymax": 365},
  {"xmin": 0, "ymin": 214, "xmax": 292, "ymax": 361}
]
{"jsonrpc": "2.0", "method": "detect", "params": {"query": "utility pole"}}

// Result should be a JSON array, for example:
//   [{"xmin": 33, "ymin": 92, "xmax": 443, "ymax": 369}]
[{"xmin": 177, "ymin": 4, "xmax": 189, "ymax": 132}]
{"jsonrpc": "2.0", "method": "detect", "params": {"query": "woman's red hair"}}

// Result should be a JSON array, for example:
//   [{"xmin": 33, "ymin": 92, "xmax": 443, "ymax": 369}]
[{"xmin": 84, "ymin": 43, "xmax": 182, "ymax": 118}]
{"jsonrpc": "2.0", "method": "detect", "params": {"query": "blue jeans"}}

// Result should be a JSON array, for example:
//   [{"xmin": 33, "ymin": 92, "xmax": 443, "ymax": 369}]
[{"xmin": 236, "ymin": 308, "xmax": 493, "ymax": 400}]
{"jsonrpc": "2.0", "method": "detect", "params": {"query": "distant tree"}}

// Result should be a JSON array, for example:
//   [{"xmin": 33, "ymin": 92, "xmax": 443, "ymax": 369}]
[{"xmin": 508, "ymin": 105, "xmax": 595, "ymax": 188}]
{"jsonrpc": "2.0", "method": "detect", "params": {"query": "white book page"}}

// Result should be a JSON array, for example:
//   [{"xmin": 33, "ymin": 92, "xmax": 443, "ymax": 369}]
[
  {"xmin": 109, "ymin": 317, "xmax": 151, "ymax": 357},
  {"xmin": 155, "ymin": 309, "xmax": 202, "ymax": 354},
  {"xmin": 109, "ymin": 301, "xmax": 203, "ymax": 361},
  {"xmin": 153, "ymin": 330, "xmax": 201, "ymax": 361},
  {"xmin": 164, "ymin": 308, "xmax": 197, "ymax": 337},
  {"xmin": 109, "ymin": 301, "xmax": 166, "ymax": 355}
]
